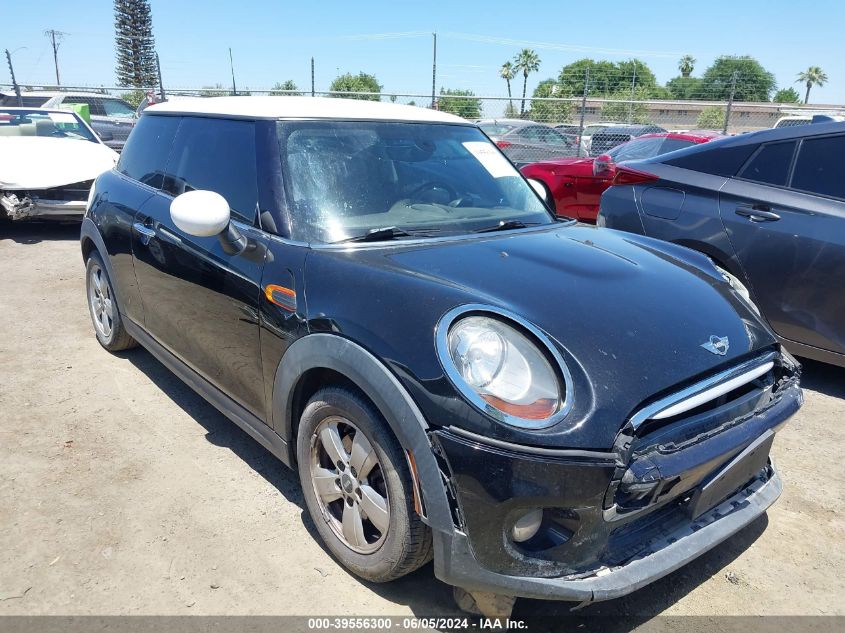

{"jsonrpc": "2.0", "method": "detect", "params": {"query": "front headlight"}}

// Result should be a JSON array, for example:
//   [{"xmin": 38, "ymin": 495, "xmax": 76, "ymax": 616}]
[
  {"xmin": 437, "ymin": 306, "xmax": 572, "ymax": 429},
  {"xmin": 715, "ymin": 265, "xmax": 760, "ymax": 316}
]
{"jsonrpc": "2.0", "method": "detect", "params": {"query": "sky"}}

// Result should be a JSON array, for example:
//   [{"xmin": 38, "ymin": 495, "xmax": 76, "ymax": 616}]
[{"xmin": 3, "ymin": 0, "xmax": 844, "ymax": 103}]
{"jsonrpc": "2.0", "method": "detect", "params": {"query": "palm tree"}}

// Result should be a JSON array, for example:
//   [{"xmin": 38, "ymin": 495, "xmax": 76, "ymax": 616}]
[
  {"xmin": 513, "ymin": 49, "xmax": 541, "ymax": 116},
  {"xmin": 796, "ymin": 66, "xmax": 828, "ymax": 104},
  {"xmin": 499, "ymin": 61, "xmax": 516, "ymax": 111},
  {"xmin": 678, "ymin": 55, "xmax": 696, "ymax": 78}
]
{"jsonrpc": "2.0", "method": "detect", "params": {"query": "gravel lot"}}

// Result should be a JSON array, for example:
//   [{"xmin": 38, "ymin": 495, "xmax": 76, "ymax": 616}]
[{"xmin": 1, "ymin": 221, "xmax": 843, "ymax": 618}]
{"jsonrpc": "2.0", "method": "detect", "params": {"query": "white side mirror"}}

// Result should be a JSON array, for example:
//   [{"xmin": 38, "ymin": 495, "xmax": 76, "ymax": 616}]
[
  {"xmin": 527, "ymin": 178, "xmax": 548, "ymax": 202},
  {"xmin": 170, "ymin": 190, "xmax": 231, "ymax": 237}
]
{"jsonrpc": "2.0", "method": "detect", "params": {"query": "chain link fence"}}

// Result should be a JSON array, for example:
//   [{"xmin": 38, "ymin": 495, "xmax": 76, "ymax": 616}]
[{"xmin": 5, "ymin": 77, "xmax": 845, "ymax": 158}]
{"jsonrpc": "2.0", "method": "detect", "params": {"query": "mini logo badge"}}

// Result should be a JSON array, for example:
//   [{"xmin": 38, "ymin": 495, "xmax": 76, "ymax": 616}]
[{"xmin": 701, "ymin": 335, "xmax": 730, "ymax": 356}]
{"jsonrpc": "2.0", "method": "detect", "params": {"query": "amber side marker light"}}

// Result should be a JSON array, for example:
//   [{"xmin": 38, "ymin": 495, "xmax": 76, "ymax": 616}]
[{"xmin": 265, "ymin": 285, "xmax": 297, "ymax": 311}]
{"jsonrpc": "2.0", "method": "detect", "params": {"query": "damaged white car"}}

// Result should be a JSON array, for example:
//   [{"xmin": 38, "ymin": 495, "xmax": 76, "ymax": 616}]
[{"xmin": 0, "ymin": 108, "xmax": 118, "ymax": 221}]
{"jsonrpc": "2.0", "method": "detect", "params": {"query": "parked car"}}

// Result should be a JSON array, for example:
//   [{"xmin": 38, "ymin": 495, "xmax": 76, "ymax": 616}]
[
  {"xmin": 0, "ymin": 91, "xmax": 52, "ymax": 107},
  {"xmin": 599, "ymin": 120, "xmax": 845, "ymax": 368},
  {"xmin": 773, "ymin": 116, "xmax": 811, "ymax": 129},
  {"xmin": 0, "ymin": 107, "xmax": 118, "ymax": 221},
  {"xmin": 552, "ymin": 123, "xmax": 589, "ymax": 155},
  {"xmin": 590, "ymin": 124, "xmax": 667, "ymax": 156},
  {"xmin": 521, "ymin": 131, "xmax": 722, "ymax": 222},
  {"xmin": 579, "ymin": 122, "xmax": 628, "ymax": 154},
  {"xmin": 82, "ymin": 96, "xmax": 800, "ymax": 616},
  {"xmin": 40, "ymin": 92, "xmax": 137, "ymax": 151},
  {"xmin": 477, "ymin": 119, "xmax": 579, "ymax": 166}
]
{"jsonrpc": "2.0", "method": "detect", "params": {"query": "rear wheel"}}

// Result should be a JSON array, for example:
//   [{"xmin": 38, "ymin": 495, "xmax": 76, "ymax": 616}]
[
  {"xmin": 296, "ymin": 386, "xmax": 432, "ymax": 582},
  {"xmin": 85, "ymin": 252, "xmax": 137, "ymax": 352}
]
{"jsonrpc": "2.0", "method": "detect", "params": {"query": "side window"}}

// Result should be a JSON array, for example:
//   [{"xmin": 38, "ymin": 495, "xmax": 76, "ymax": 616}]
[
  {"xmin": 738, "ymin": 141, "xmax": 796, "ymax": 186},
  {"xmin": 117, "ymin": 115, "xmax": 180, "ymax": 188},
  {"xmin": 163, "ymin": 117, "xmax": 259, "ymax": 223},
  {"xmin": 790, "ymin": 135, "xmax": 845, "ymax": 199}
]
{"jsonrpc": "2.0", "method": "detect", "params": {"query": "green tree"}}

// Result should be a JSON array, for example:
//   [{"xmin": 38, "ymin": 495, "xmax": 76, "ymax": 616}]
[
  {"xmin": 700, "ymin": 56, "xmax": 776, "ymax": 102},
  {"xmin": 121, "ymin": 89, "xmax": 146, "ymax": 108},
  {"xmin": 773, "ymin": 87, "xmax": 802, "ymax": 103},
  {"xmin": 528, "ymin": 79, "xmax": 572, "ymax": 123},
  {"xmin": 270, "ymin": 80, "xmax": 302, "ymax": 95},
  {"xmin": 678, "ymin": 55, "xmax": 696, "ymax": 78},
  {"xmin": 437, "ymin": 88, "xmax": 481, "ymax": 119},
  {"xmin": 329, "ymin": 72, "xmax": 382, "ymax": 100},
  {"xmin": 499, "ymin": 61, "xmax": 516, "ymax": 111},
  {"xmin": 697, "ymin": 106, "xmax": 725, "ymax": 129},
  {"xmin": 513, "ymin": 48, "xmax": 541, "ymax": 115},
  {"xmin": 114, "ymin": 0, "xmax": 158, "ymax": 88},
  {"xmin": 666, "ymin": 76, "xmax": 704, "ymax": 100},
  {"xmin": 796, "ymin": 66, "xmax": 828, "ymax": 104},
  {"xmin": 557, "ymin": 58, "xmax": 661, "ymax": 97},
  {"xmin": 600, "ymin": 88, "xmax": 652, "ymax": 124}
]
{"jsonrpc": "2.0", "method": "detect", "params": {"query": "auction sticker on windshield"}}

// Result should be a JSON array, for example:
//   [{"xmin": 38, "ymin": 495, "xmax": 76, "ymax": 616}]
[
  {"xmin": 463, "ymin": 141, "xmax": 516, "ymax": 178},
  {"xmin": 48, "ymin": 112, "xmax": 78, "ymax": 124}
]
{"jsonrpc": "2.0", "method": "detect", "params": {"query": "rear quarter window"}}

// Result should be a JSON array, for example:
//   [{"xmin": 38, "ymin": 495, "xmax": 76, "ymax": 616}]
[
  {"xmin": 664, "ymin": 143, "xmax": 756, "ymax": 177},
  {"xmin": 117, "ymin": 115, "xmax": 181, "ymax": 188},
  {"xmin": 738, "ymin": 141, "xmax": 797, "ymax": 186}
]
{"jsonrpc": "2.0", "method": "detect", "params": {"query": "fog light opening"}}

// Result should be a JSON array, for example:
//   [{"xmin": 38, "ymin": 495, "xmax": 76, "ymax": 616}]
[{"xmin": 511, "ymin": 508, "xmax": 543, "ymax": 543}]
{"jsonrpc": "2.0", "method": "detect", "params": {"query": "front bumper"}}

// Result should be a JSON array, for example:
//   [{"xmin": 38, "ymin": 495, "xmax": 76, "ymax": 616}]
[
  {"xmin": 2, "ymin": 193, "xmax": 87, "ymax": 220},
  {"xmin": 428, "ymin": 373, "xmax": 800, "ymax": 602},
  {"xmin": 434, "ymin": 464, "xmax": 780, "ymax": 602}
]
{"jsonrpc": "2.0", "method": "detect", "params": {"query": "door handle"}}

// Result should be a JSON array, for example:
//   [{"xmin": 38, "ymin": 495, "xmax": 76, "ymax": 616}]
[
  {"xmin": 132, "ymin": 222, "xmax": 156, "ymax": 245},
  {"xmin": 735, "ymin": 205, "xmax": 781, "ymax": 222}
]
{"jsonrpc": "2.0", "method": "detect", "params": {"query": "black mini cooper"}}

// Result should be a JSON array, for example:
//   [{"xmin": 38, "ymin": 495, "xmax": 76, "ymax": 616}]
[{"xmin": 81, "ymin": 97, "xmax": 801, "ymax": 616}]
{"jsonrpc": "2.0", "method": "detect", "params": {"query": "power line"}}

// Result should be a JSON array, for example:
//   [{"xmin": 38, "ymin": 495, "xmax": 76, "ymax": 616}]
[
  {"xmin": 441, "ymin": 32, "xmax": 683, "ymax": 59},
  {"xmin": 44, "ymin": 29, "xmax": 68, "ymax": 85}
]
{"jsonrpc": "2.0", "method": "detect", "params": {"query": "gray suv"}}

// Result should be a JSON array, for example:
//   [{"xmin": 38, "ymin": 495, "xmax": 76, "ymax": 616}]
[{"xmin": 41, "ymin": 92, "xmax": 136, "ymax": 151}]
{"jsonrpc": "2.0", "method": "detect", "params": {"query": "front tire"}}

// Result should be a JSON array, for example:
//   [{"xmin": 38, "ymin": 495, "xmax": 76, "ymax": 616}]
[
  {"xmin": 296, "ymin": 386, "xmax": 432, "ymax": 582},
  {"xmin": 85, "ymin": 252, "xmax": 137, "ymax": 352}
]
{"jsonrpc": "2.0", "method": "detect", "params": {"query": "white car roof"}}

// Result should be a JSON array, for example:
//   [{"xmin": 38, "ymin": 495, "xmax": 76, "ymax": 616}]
[{"xmin": 146, "ymin": 96, "xmax": 468, "ymax": 123}]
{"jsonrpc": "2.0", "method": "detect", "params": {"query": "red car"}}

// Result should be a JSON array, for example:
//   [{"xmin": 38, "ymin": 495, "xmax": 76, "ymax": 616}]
[{"xmin": 521, "ymin": 131, "xmax": 723, "ymax": 223}]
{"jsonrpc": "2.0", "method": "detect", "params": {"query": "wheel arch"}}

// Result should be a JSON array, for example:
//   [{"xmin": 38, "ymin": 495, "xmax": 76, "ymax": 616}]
[
  {"xmin": 271, "ymin": 333, "xmax": 454, "ymax": 532},
  {"xmin": 80, "ymin": 217, "xmax": 124, "ymax": 306}
]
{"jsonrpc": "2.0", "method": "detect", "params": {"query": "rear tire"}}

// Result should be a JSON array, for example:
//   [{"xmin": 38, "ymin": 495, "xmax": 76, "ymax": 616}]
[
  {"xmin": 296, "ymin": 386, "xmax": 432, "ymax": 582},
  {"xmin": 85, "ymin": 252, "xmax": 137, "ymax": 352}
]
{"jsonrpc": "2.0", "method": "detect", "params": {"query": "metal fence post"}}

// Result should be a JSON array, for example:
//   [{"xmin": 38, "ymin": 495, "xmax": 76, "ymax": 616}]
[
  {"xmin": 723, "ymin": 71, "xmax": 738, "ymax": 134},
  {"xmin": 577, "ymin": 67, "xmax": 590, "ymax": 157}
]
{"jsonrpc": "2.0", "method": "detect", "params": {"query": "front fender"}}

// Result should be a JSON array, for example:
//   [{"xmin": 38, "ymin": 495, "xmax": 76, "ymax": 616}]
[{"xmin": 270, "ymin": 333, "xmax": 454, "ymax": 533}]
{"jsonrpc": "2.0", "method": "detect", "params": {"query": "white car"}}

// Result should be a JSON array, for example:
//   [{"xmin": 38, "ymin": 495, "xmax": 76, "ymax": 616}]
[
  {"xmin": 579, "ymin": 121, "xmax": 628, "ymax": 153},
  {"xmin": 0, "ymin": 107, "xmax": 118, "ymax": 221}
]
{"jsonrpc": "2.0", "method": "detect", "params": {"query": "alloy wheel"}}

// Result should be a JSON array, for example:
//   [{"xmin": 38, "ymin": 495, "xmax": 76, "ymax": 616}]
[
  {"xmin": 309, "ymin": 416, "xmax": 390, "ymax": 554},
  {"xmin": 88, "ymin": 263, "xmax": 114, "ymax": 339}
]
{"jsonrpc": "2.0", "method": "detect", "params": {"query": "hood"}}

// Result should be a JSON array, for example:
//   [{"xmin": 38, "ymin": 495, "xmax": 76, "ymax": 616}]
[
  {"xmin": 325, "ymin": 225, "xmax": 777, "ymax": 448},
  {"xmin": 0, "ymin": 137, "xmax": 118, "ymax": 189}
]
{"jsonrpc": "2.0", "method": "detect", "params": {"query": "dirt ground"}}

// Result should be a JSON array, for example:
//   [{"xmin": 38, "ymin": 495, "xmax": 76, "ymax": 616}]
[{"xmin": 1, "ymin": 221, "xmax": 843, "ymax": 619}]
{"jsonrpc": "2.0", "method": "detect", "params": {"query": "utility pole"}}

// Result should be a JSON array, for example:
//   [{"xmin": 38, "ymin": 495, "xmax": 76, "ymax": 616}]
[
  {"xmin": 723, "ymin": 71, "xmax": 738, "ymax": 135},
  {"xmin": 44, "ymin": 29, "xmax": 66, "ymax": 86},
  {"xmin": 229, "ymin": 47, "xmax": 237, "ymax": 96},
  {"xmin": 431, "ymin": 32, "xmax": 437, "ymax": 109},
  {"xmin": 155, "ymin": 52, "xmax": 166, "ymax": 101},
  {"xmin": 5, "ymin": 49, "xmax": 22, "ymax": 106},
  {"xmin": 577, "ymin": 67, "xmax": 590, "ymax": 158},
  {"xmin": 311, "ymin": 57, "xmax": 315, "ymax": 96}
]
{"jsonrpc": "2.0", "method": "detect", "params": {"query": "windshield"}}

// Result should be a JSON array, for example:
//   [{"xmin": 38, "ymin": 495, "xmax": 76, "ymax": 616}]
[
  {"xmin": 0, "ymin": 109, "xmax": 98, "ymax": 143},
  {"xmin": 102, "ymin": 99, "xmax": 136, "ymax": 118},
  {"xmin": 477, "ymin": 122, "xmax": 517, "ymax": 136},
  {"xmin": 279, "ymin": 121, "xmax": 553, "ymax": 243}
]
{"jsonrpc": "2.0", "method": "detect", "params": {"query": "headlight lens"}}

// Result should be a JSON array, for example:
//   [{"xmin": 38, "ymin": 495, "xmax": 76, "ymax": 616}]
[
  {"xmin": 446, "ymin": 315, "xmax": 562, "ymax": 423},
  {"xmin": 715, "ymin": 265, "xmax": 760, "ymax": 316}
]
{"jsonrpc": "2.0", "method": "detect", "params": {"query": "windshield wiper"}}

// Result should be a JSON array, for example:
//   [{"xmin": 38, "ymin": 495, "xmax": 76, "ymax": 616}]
[
  {"xmin": 335, "ymin": 226, "xmax": 437, "ymax": 244},
  {"xmin": 472, "ymin": 220, "xmax": 544, "ymax": 234}
]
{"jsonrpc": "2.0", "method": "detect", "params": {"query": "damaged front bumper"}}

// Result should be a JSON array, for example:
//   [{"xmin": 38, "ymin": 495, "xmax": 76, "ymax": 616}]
[
  {"xmin": 429, "ymin": 351, "xmax": 801, "ymax": 603},
  {"xmin": 1, "ymin": 180, "xmax": 93, "ymax": 220}
]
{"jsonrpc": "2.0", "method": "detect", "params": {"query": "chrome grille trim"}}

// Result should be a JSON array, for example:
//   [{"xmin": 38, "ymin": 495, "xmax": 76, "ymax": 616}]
[{"xmin": 629, "ymin": 351, "xmax": 778, "ymax": 430}]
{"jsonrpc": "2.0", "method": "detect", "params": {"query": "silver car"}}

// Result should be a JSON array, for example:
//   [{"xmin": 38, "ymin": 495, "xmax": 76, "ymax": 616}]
[
  {"xmin": 40, "ymin": 92, "xmax": 137, "ymax": 151},
  {"xmin": 478, "ymin": 119, "xmax": 579, "ymax": 166}
]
